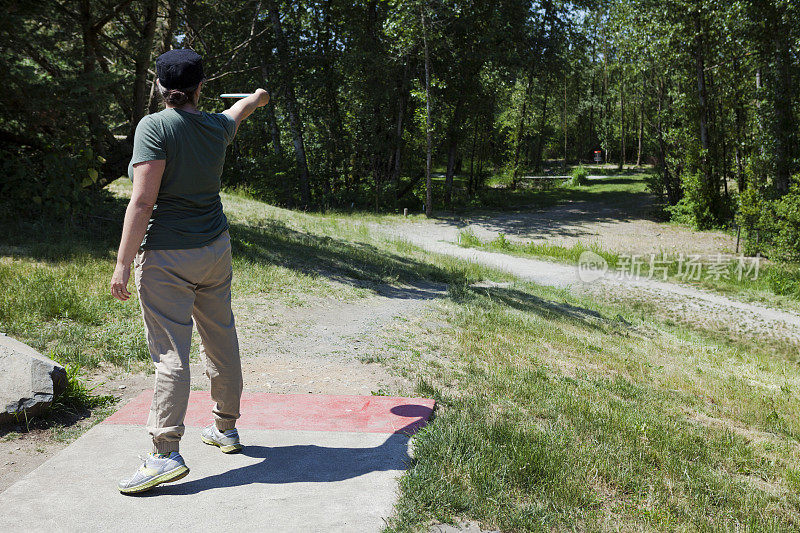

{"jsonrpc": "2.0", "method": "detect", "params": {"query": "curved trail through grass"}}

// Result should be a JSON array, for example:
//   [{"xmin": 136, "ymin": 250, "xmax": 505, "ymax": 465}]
[{"xmin": 375, "ymin": 219, "xmax": 800, "ymax": 346}]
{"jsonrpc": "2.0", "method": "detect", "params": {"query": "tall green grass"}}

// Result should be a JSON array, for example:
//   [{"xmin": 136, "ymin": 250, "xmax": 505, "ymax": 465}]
[
  {"xmin": 458, "ymin": 228, "xmax": 620, "ymax": 268},
  {"xmin": 0, "ymin": 262, "xmax": 107, "ymax": 326},
  {"xmin": 0, "ymin": 258, "xmax": 149, "ymax": 369},
  {"xmin": 385, "ymin": 283, "xmax": 800, "ymax": 531}
]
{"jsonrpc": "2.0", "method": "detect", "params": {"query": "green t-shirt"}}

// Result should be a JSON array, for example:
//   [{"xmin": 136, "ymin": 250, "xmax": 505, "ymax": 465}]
[{"xmin": 128, "ymin": 108, "xmax": 236, "ymax": 250}]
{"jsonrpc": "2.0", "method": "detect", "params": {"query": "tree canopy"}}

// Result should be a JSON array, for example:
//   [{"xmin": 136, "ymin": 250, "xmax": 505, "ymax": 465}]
[{"xmin": 1, "ymin": 0, "xmax": 799, "ymax": 255}]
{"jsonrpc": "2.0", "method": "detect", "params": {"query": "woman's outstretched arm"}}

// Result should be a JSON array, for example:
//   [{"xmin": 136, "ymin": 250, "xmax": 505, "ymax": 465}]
[
  {"xmin": 110, "ymin": 159, "xmax": 165, "ymax": 301},
  {"xmin": 222, "ymin": 89, "xmax": 270, "ymax": 135}
]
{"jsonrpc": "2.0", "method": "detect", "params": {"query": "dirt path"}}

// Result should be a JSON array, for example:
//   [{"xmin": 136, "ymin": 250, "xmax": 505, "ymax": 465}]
[
  {"xmin": 233, "ymin": 282, "xmax": 444, "ymax": 396},
  {"xmin": 373, "ymin": 218, "xmax": 800, "ymax": 347},
  {"xmin": 0, "ymin": 281, "xmax": 445, "ymax": 494},
  {"xmin": 437, "ymin": 193, "xmax": 735, "ymax": 257}
]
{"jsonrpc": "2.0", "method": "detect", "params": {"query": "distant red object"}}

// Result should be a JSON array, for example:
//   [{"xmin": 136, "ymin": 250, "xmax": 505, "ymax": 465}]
[{"xmin": 593, "ymin": 150, "xmax": 602, "ymax": 163}]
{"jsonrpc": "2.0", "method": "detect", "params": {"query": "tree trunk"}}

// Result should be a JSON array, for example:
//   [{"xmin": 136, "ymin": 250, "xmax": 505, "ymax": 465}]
[
  {"xmin": 618, "ymin": 76, "xmax": 625, "ymax": 171},
  {"xmin": 656, "ymin": 78, "xmax": 679, "ymax": 205},
  {"xmin": 422, "ymin": 6, "xmax": 432, "ymax": 218},
  {"xmin": 258, "ymin": 63, "xmax": 290, "ymax": 204},
  {"xmin": 755, "ymin": 66, "xmax": 763, "ymax": 133},
  {"xmin": 694, "ymin": 15, "xmax": 709, "ymax": 155},
  {"xmin": 79, "ymin": 0, "xmax": 103, "ymax": 159},
  {"xmin": 734, "ymin": 64, "xmax": 745, "ymax": 191},
  {"xmin": 267, "ymin": 0, "xmax": 312, "ymax": 207},
  {"xmin": 392, "ymin": 58, "xmax": 411, "ymax": 199},
  {"xmin": 444, "ymin": 98, "xmax": 462, "ymax": 208},
  {"xmin": 512, "ymin": 74, "xmax": 533, "ymax": 188},
  {"xmin": 266, "ymin": 98, "xmax": 282, "ymax": 159},
  {"xmin": 130, "ymin": 0, "xmax": 159, "ymax": 139},
  {"xmin": 720, "ymin": 104, "xmax": 729, "ymax": 198},
  {"xmin": 771, "ymin": 30, "xmax": 796, "ymax": 193},
  {"xmin": 589, "ymin": 79, "xmax": 596, "ymax": 156},
  {"xmin": 149, "ymin": 0, "xmax": 179, "ymax": 114},
  {"xmin": 602, "ymin": 23, "xmax": 609, "ymax": 164},
  {"xmin": 693, "ymin": 6, "xmax": 716, "ymax": 219},
  {"xmin": 534, "ymin": 81, "xmax": 550, "ymax": 173},
  {"xmin": 589, "ymin": 31, "xmax": 596, "ymax": 156},
  {"xmin": 477, "ymin": 123, "xmax": 487, "ymax": 179},
  {"xmin": 260, "ymin": 66, "xmax": 283, "ymax": 157},
  {"xmin": 469, "ymin": 116, "xmax": 479, "ymax": 195},
  {"xmin": 636, "ymin": 92, "xmax": 643, "ymax": 166},
  {"xmin": 563, "ymin": 72, "xmax": 568, "ymax": 168}
]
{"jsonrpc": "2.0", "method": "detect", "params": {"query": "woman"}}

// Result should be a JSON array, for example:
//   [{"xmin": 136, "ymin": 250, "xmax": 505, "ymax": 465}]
[{"xmin": 110, "ymin": 49, "xmax": 269, "ymax": 494}]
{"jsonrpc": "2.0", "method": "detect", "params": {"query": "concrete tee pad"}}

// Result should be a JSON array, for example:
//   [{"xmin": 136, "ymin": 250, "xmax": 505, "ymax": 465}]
[{"xmin": 0, "ymin": 391, "xmax": 435, "ymax": 533}]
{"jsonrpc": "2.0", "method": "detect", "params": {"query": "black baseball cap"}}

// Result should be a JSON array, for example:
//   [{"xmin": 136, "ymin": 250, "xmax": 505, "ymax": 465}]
[{"xmin": 156, "ymin": 49, "xmax": 204, "ymax": 90}]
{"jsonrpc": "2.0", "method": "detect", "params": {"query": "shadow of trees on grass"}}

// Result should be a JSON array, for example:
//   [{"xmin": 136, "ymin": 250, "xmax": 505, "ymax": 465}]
[
  {"xmin": 230, "ymin": 221, "xmax": 458, "ymax": 297},
  {"xmin": 454, "ymin": 284, "xmax": 626, "ymax": 334},
  {"xmin": 1, "ymin": 197, "xmax": 620, "ymax": 338}
]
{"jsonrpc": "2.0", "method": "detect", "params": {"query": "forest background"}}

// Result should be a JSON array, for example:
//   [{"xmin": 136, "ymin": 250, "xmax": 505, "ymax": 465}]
[{"xmin": 1, "ymin": 0, "xmax": 799, "ymax": 260}]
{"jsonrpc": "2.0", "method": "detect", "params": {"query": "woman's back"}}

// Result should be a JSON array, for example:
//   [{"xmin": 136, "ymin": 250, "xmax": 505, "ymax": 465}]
[{"xmin": 128, "ymin": 108, "xmax": 236, "ymax": 250}]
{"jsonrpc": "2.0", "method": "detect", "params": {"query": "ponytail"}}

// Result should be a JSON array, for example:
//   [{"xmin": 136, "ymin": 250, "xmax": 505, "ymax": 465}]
[{"xmin": 157, "ymin": 83, "xmax": 199, "ymax": 107}]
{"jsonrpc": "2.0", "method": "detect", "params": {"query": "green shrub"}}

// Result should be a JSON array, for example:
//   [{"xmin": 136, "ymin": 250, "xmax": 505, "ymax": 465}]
[
  {"xmin": 770, "ymin": 183, "xmax": 800, "ymax": 262},
  {"xmin": 664, "ymin": 196, "xmax": 697, "ymax": 226},
  {"xmin": 570, "ymin": 165, "xmax": 589, "ymax": 186},
  {"xmin": 222, "ymin": 154, "xmax": 294, "ymax": 206},
  {"xmin": 0, "ymin": 146, "xmax": 102, "ymax": 222},
  {"xmin": 737, "ymin": 174, "xmax": 800, "ymax": 261},
  {"xmin": 491, "ymin": 233, "xmax": 511, "ymax": 249},
  {"xmin": 644, "ymin": 170, "xmax": 666, "ymax": 199},
  {"xmin": 457, "ymin": 228, "xmax": 481, "ymax": 247},
  {"xmin": 678, "ymin": 171, "xmax": 716, "ymax": 228},
  {"xmin": 764, "ymin": 266, "xmax": 800, "ymax": 298},
  {"xmin": 50, "ymin": 363, "xmax": 115, "ymax": 414}
]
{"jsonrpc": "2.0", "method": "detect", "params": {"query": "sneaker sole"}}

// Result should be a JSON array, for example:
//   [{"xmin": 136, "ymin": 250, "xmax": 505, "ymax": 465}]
[
  {"xmin": 201, "ymin": 435, "xmax": 243, "ymax": 454},
  {"xmin": 118, "ymin": 465, "xmax": 190, "ymax": 495}
]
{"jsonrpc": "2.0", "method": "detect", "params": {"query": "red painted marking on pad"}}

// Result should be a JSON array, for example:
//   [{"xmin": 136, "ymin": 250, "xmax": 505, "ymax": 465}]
[{"xmin": 104, "ymin": 391, "xmax": 435, "ymax": 434}]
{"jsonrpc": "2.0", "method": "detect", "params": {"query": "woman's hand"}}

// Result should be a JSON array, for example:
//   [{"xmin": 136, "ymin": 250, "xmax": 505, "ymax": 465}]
[
  {"xmin": 223, "ymin": 90, "xmax": 270, "ymax": 133},
  {"xmin": 110, "ymin": 262, "xmax": 132, "ymax": 301},
  {"xmin": 254, "ymin": 88, "xmax": 270, "ymax": 107}
]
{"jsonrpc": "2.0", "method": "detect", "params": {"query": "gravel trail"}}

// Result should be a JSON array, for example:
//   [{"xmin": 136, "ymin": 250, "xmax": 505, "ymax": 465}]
[
  {"xmin": 375, "ymin": 219, "xmax": 800, "ymax": 346},
  {"xmin": 233, "ymin": 282, "xmax": 445, "ymax": 396}
]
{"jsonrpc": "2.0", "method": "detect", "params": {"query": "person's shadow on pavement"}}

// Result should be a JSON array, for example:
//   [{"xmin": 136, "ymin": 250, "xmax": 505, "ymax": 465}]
[{"xmin": 141, "ymin": 405, "xmax": 431, "ymax": 496}]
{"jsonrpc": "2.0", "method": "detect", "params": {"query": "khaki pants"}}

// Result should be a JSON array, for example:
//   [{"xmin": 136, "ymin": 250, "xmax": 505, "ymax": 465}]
[{"xmin": 134, "ymin": 230, "xmax": 242, "ymax": 454}]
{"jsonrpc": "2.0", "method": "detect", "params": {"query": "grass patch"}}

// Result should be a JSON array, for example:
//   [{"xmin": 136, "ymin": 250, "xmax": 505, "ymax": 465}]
[
  {"xmin": 50, "ymin": 364, "xmax": 116, "ymax": 415},
  {"xmin": 458, "ymin": 228, "xmax": 621, "ymax": 269},
  {"xmin": 385, "ymin": 282, "xmax": 800, "ymax": 531},
  {"xmin": 4, "ymin": 175, "xmax": 799, "ymax": 529},
  {"xmin": 0, "ymin": 179, "xmax": 499, "ymax": 374},
  {"xmin": 454, "ymin": 173, "xmax": 656, "ymax": 215},
  {"xmin": 570, "ymin": 165, "xmax": 589, "ymax": 186}
]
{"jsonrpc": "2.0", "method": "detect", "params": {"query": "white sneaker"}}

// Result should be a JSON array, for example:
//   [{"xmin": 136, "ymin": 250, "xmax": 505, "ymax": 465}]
[
  {"xmin": 200, "ymin": 425, "xmax": 243, "ymax": 453},
  {"xmin": 118, "ymin": 452, "xmax": 189, "ymax": 494}
]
